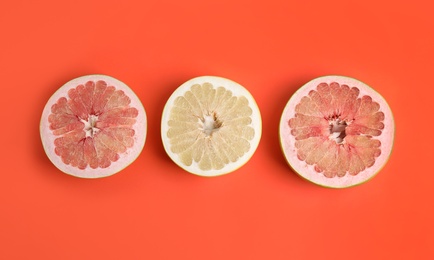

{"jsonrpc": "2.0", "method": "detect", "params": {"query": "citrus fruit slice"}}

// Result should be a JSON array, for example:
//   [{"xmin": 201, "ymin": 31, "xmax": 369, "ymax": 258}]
[
  {"xmin": 161, "ymin": 76, "xmax": 262, "ymax": 177},
  {"xmin": 40, "ymin": 75, "xmax": 147, "ymax": 178},
  {"xmin": 280, "ymin": 75, "xmax": 394, "ymax": 188}
]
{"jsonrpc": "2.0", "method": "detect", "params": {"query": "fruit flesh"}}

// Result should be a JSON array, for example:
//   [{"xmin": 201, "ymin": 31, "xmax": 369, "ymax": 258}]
[
  {"xmin": 280, "ymin": 76, "xmax": 394, "ymax": 188},
  {"xmin": 289, "ymin": 83, "xmax": 384, "ymax": 178},
  {"xmin": 167, "ymin": 83, "xmax": 254, "ymax": 171},
  {"xmin": 48, "ymin": 80, "xmax": 138, "ymax": 170}
]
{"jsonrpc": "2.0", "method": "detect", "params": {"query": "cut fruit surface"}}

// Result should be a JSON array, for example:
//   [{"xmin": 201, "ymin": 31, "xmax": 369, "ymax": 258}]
[
  {"xmin": 280, "ymin": 76, "xmax": 394, "ymax": 188},
  {"xmin": 161, "ymin": 76, "xmax": 262, "ymax": 176},
  {"xmin": 40, "ymin": 75, "xmax": 147, "ymax": 178}
]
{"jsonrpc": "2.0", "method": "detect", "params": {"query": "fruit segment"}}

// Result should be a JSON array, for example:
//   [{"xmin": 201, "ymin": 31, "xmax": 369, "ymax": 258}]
[
  {"xmin": 48, "ymin": 80, "xmax": 138, "ymax": 170},
  {"xmin": 167, "ymin": 83, "xmax": 255, "ymax": 171},
  {"xmin": 289, "ymin": 82, "xmax": 385, "ymax": 178}
]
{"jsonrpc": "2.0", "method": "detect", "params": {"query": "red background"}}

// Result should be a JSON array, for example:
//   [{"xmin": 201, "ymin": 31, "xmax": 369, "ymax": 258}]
[{"xmin": 1, "ymin": 0, "xmax": 433, "ymax": 259}]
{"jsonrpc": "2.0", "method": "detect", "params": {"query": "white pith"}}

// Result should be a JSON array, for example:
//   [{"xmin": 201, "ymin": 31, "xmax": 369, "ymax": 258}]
[
  {"xmin": 40, "ymin": 74, "xmax": 147, "ymax": 179},
  {"xmin": 328, "ymin": 118, "xmax": 348, "ymax": 144},
  {"xmin": 201, "ymin": 114, "xmax": 219, "ymax": 136},
  {"xmin": 81, "ymin": 115, "xmax": 100, "ymax": 138},
  {"xmin": 279, "ymin": 75, "xmax": 395, "ymax": 188},
  {"xmin": 161, "ymin": 76, "xmax": 262, "ymax": 177}
]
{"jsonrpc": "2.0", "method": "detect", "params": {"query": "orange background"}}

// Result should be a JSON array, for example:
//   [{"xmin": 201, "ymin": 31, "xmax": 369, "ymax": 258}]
[{"xmin": 1, "ymin": 0, "xmax": 433, "ymax": 259}]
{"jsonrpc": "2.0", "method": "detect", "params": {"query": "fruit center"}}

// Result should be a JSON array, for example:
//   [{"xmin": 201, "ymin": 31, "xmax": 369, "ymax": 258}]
[
  {"xmin": 328, "ymin": 118, "xmax": 347, "ymax": 144},
  {"xmin": 201, "ymin": 112, "xmax": 222, "ymax": 136},
  {"xmin": 81, "ymin": 115, "xmax": 99, "ymax": 138}
]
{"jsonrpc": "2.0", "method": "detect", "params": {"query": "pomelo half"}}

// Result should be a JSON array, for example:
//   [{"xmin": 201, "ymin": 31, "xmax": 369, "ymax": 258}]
[
  {"xmin": 40, "ymin": 75, "xmax": 147, "ymax": 178},
  {"xmin": 280, "ymin": 75, "xmax": 394, "ymax": 188},
  {"xmin": 161, "ymin": 76, "xmax": 262, "ymax": 177}
]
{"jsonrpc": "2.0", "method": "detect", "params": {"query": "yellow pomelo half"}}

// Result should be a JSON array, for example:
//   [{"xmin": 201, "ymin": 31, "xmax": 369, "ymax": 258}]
[{"xmin": 161, "ymin": 76, "xmax": 262, "ymax": 177}]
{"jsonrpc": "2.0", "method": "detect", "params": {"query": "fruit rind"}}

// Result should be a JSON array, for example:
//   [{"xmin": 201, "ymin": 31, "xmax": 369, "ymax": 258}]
[
  {"xmin": 40, "ymin": 74, "xmax": 147, "ymax": 178},
  {"xmin": 161, "ymin": 76, "xmax": 262, "ymax": 177},
  {"xmin": 279, "ymin": 75, "xmax": 395, "ymax": 188}
]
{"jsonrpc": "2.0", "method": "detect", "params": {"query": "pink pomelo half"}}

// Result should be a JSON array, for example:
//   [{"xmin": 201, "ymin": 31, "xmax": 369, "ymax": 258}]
[
  {"xmin": 40, "ymin": 75, "xmax": 147, "ymax": 178},
  {"xmin": 280, "ymin": 75, "xmax": 394, "ymax": 188}
]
